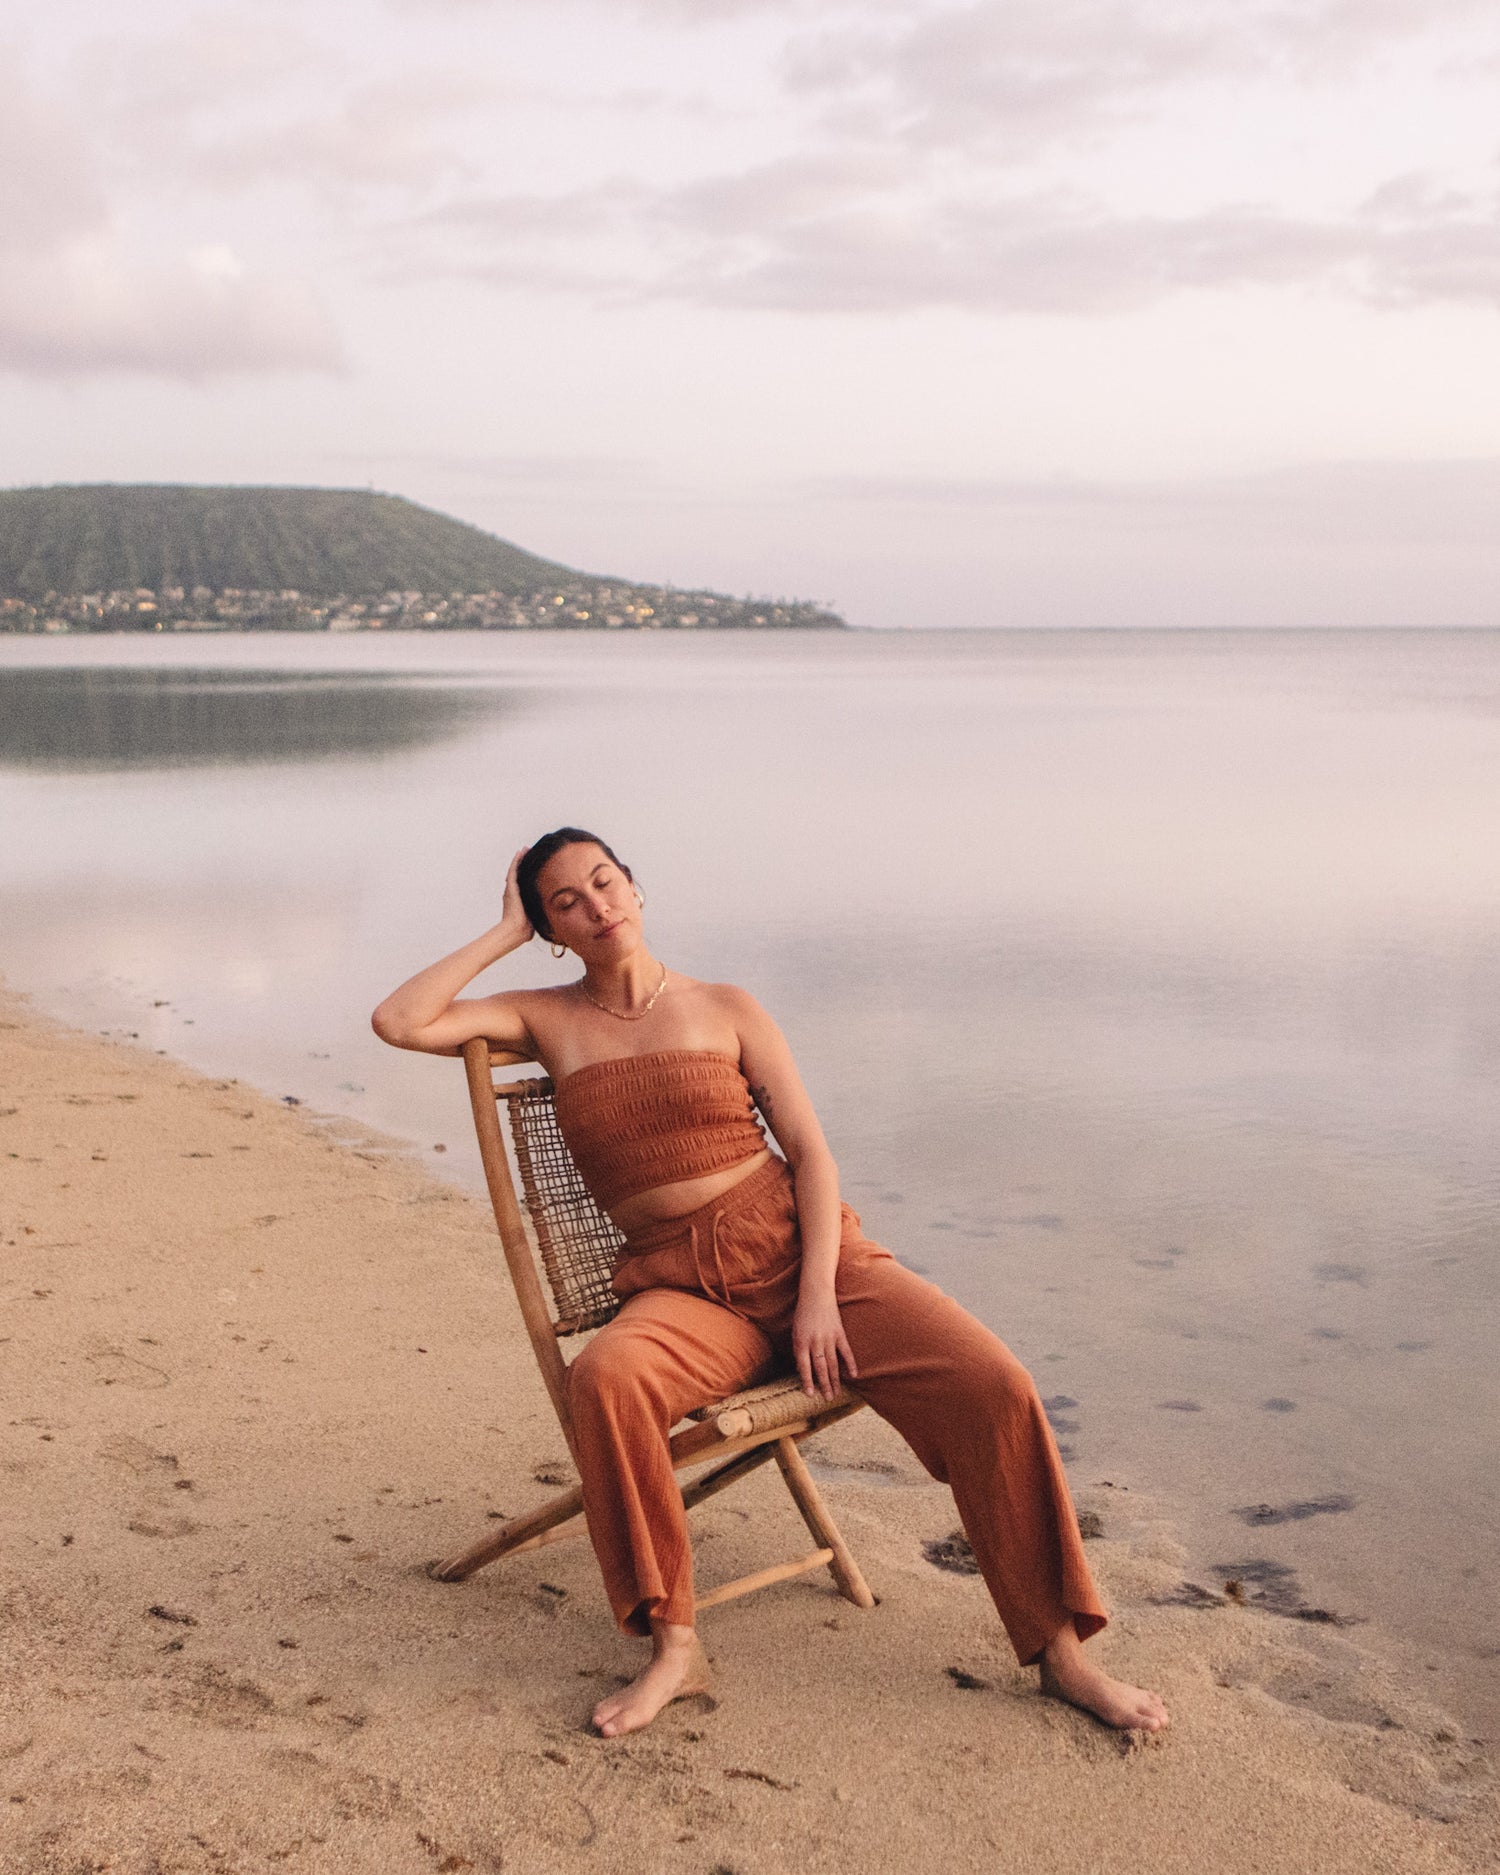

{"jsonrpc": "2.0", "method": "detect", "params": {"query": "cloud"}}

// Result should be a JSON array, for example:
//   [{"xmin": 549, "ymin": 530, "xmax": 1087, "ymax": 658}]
[
  {"xmin": 780, "ymin": 2, "xmax": 1237, "ymax": 150},
  {"xmin": 780, "ymin": 0, "xmax": 1500, "ymax": 152},
  {"xmin": 0, "ymin": 67, "xmax": 343, "ymax": 380},
  {"xmin": 325, "ymin": 448, "xmax": 651, "ymax": 490},
  {"xmin": 189, "ymin": 73, "xmax": 491, "ymax": 194},
  {"xmin": 0, "ymin": 242, "xmax": 344, "ymax": 381},
  {"xmin": 366, "ymin": 0, "xmax": 1500, "ymax": 317},
  {"xmin": 0, "ymin": 63, "xmax": 107, "ymax": 256},
  {"xmin": 807, "ymin": 455, "xmax": 1500, "ymax": 546},
  {"xmin": 72, "ymin": 15, "xmax": 491, "ymax": 198},
  {"xmin": 791, "ymin": 455, "xmax": 1500, "ymax": 627},
  {"xmin": 393, "ymin": 149, "xmax": 1500, "ymax": 315},
  {"xmin": 406, "ymin": 0, "xmax": 860, "ymax": 16}
]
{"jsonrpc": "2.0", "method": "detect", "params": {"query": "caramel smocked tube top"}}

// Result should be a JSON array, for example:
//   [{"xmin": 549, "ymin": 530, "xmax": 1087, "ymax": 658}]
[{"xmin": 552, "ymin": 1050, "xmax": 769, "ymax": 1213}]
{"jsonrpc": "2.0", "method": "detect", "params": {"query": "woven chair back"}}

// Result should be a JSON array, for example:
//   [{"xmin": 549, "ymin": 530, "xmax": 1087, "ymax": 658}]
[{"xmin": 502, "ymin": 1078, "xmax": 627, "ymax": 1336}]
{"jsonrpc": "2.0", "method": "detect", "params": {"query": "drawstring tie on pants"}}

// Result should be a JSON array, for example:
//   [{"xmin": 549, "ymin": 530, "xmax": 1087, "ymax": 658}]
[{"xmin": 687, "ymin": 1211, "xmax": 740, "ymax": 1316}]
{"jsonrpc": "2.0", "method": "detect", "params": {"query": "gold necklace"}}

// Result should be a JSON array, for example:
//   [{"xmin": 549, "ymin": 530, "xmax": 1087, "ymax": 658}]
[{"xmin": 578, "ymin": 961, "xmax": 669, "ymax": 1021}]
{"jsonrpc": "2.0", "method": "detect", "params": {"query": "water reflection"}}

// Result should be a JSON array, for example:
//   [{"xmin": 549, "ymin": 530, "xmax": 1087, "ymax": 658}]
[
  {"xmin": 0, "ymin": 666, "xmax": 512, "ymax": 771},
  {"xmin": 2, "ymin": 628, "xmax": 1498, "ymax": 1734}
]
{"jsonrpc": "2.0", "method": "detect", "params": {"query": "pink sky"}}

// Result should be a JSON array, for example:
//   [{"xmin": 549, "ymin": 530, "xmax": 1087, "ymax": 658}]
[{"xmin": 4, "ymin": 0, "xmax": 1500, "ymax": 626}]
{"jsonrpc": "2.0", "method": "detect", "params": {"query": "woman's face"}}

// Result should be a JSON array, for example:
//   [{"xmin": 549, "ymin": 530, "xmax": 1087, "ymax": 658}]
[{"xmin": 536, "ymin": 843, "xmax": 641, "ymax": 962}]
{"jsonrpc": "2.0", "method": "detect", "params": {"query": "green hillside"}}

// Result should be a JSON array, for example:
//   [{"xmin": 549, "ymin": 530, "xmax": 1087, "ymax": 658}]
[{"xmin": 0, "ymin": 485, "xmax": 579, "ymax": 601}]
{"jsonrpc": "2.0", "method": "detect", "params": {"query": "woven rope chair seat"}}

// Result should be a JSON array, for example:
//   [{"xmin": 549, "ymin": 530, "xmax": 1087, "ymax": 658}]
[{"xmin": 688, "ymin": 1375, "xmax": 861, "ymax": 1437}]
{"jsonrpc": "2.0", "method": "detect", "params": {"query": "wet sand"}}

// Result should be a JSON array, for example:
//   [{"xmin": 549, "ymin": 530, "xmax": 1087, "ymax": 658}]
[{"xmin": 3, "ymin": 984, "xmax": 1496, "ymax": 1874}]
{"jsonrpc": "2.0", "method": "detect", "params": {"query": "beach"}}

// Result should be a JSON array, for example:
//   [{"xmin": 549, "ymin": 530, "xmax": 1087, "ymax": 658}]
[{"xmin": 4, "ymin": 984, "xmax": 1495, "ymax": 1874}]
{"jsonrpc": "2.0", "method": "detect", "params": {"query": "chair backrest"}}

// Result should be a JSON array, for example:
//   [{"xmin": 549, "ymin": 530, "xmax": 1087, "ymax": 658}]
[
  {"xmin": 460, "ymin": 1037, "xmax": 623, "ymax": 1455},
  {"xmin": 499, "ymin": 1075, "xmax": 626, "ymax": 1336}
]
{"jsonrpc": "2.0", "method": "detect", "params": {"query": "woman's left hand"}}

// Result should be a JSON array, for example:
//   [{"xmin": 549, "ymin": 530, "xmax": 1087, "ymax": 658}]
[{"xmin": 792, "ymin": 1291, "xmax": 859, "ymax": 1400}]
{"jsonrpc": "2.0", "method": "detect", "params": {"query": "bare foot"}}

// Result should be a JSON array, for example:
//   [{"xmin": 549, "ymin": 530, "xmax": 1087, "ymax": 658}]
[
  {"xmin": 1040, "ymin": 1625, "xmax": 1169, "ymax": 1733},
  {"xmin": 592, "ymin": 1628, "xmax": 711, "ymax": 1739}
]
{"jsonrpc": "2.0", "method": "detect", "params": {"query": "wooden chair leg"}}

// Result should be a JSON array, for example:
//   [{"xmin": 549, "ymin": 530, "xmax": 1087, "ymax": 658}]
[
  {"xmin": 773, "ymin": 1436, "xmax": 877, "ymax": 1609},
  {"xmin": 429, "ymin": 1483, "xmax": 584, "ymax": 1583},
  {"xmin": 694, "ymin": 1547, "xmax": 835, "ymax": 1613},
  {"xmin": 679, "ymin": 1441, "xmax": 780, "ymax": 1512}
]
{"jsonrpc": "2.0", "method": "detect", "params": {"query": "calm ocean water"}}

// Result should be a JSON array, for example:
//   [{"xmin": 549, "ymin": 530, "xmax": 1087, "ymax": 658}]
[{"xmin": 3, "ymin": 628, "xmax": 1496, "ymax": 1729}]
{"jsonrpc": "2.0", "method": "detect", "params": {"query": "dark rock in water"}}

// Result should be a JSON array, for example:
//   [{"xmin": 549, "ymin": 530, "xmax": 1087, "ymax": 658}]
[
  {"xmin": 923, "ymin": 1530, "xmax": 980, "ymax": 1575},
  {"xmin": 1157, "ymin": 1399, "xmax": 1202, "ymax": 1412},
  {"xmin": 1231, "ymin": 1493, "xmax": 1355, "ymax": 1527},
  {"xmin": 1043, "ymin": 1392, "xmax": 1081, "ymax": 1437},
  {"xmin": 1151, "ymin": 1581, "xmax": 1223, "ymax": 1610},
  {"xmin": 1261, "ymin": 1397, "xmax": 1297, "ymax": 1412},
  {"xmin": 1215, "ymin": 1559, "xmax": 1303, "ymax": 1614},
  {"xmin": 1211, "ymin": 1556, "xmax": 1362, "ymax": 1626}
]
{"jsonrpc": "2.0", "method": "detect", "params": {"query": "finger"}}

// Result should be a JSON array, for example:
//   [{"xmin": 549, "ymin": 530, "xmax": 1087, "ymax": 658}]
[
  {"xmin": 814, "ymin": 1348, "xmax": 833, "ymax": 1399},
  {"xmin": 796, "ymin": 1344, "xmax": 816, "ymax": 1397},
  {"xmin": 837, "ymin": 1334, "xmax": 859, "ymax": 1381}
]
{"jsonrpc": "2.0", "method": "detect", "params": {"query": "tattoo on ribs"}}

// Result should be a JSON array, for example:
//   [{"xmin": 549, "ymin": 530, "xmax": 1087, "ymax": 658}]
[{"xmin": 750, "ymin": 1081, "xmax": 774, "ymax": 1122}]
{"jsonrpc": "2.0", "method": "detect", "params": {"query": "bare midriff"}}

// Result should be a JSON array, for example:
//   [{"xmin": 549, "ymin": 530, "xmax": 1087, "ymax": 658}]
[{"xmin": 606, "ymin": 1148, "xmax": 773, "ymax": 1234}]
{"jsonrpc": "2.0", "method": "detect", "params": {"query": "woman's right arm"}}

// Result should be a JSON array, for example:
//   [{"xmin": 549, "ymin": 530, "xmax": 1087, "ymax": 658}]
[{"xmin": 370, "ymin": 849, "xmax": 537, "ymax": 1057}]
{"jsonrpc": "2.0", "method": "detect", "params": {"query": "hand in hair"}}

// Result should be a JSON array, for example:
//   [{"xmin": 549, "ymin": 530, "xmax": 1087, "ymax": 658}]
[{"xmin": 502, "ymin": 847, "xmax": 534, "ymax": 944}]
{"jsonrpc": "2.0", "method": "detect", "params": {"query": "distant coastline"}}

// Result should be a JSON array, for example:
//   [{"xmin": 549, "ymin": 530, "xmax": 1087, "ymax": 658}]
[
  {"xmin": 0, "ymin": 483, "xmax": 848, "ymax": 633},
  {"xmin": 0, "ymin": 582, "xmax": 845, "ymax": 635}
]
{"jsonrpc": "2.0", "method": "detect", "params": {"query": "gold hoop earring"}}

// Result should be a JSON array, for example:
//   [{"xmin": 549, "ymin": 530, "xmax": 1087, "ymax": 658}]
[
  {"xmin": 634, "ymin": 886, "xmax": 645, "ymax": 908},
  {"xmin": 550, "ymin": 942, "xmax": 567, "ymax": 960}
]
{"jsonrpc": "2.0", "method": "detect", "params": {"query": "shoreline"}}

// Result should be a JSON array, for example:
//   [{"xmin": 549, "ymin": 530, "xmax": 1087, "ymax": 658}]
[{"xmin": 3, "ymin": 982, "xmax": 1496, "ymax": 1872}]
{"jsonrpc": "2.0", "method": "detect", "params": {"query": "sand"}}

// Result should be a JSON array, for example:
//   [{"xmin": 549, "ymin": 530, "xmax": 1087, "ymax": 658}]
[{"xmin": 2, "ymin": 985, "xmax": 1496, "ymax": 1875}]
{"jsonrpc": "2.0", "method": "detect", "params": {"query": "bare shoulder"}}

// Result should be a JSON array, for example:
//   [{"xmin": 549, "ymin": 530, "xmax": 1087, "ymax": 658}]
[
  {"xmin": 688, "ymin": 979, "xmax": 775, "ymax": 1030},
  {"xmin": 505, "ymin": 980, "xmax": 585, "ymax": 1039},
  {"xmin": 475, "ymin": 981, "xmax": 571, "ymax": 1025}
]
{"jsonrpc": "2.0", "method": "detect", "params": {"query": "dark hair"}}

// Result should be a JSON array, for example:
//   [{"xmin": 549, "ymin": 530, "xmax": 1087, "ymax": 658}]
[{"xmin": 516, "ymin": 828, "xmax": 633, "ymax": 940}]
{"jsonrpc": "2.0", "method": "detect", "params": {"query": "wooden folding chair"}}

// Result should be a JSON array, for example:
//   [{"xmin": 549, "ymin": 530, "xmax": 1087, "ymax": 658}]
[{"xmin": 431, "ymin": 1038, "xmax": 877, "ymax": 1618}]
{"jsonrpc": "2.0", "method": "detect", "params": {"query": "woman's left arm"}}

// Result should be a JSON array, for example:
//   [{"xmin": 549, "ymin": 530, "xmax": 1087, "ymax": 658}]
[{"xmin": 731, "ymin": 990, "xmax": 858, "ymax": 1401}]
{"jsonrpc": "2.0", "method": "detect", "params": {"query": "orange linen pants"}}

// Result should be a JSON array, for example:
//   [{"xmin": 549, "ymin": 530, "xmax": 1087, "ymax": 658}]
[{"xmin": 565, "ymin": 1156, "xmax": 1108, "ymax": 1666}]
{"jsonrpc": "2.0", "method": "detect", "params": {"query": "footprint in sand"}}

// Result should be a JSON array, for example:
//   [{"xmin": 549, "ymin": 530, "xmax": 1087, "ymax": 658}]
[
  {"xmin": 86, "ymin": 1342, "xmax": 171, "ymax": 1389},
  {"xmin": 167, "ymin": 1664, "xmax": 277, "ymax": 1730},
  {"xmin": 1314, "ymin": 1261, "xmax": 1369, "ymax": 1286},
  {"xmin": 99, "ymin": 1435, "xmax": 178, "ymax": 1474}
]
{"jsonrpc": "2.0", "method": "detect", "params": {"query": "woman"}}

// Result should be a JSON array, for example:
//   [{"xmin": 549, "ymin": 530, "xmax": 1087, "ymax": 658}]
[{"xmin": 373, "ymin": 828, "xmax": 1167, "ymax": 1740}]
